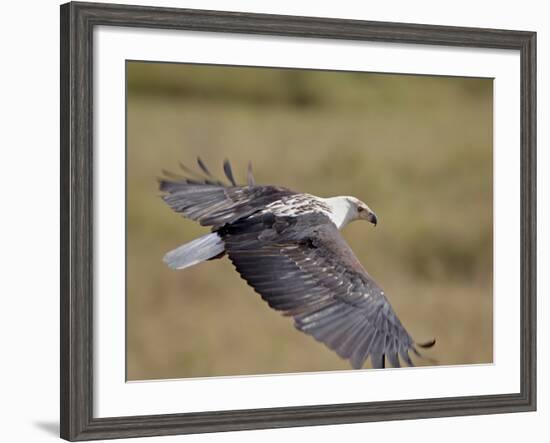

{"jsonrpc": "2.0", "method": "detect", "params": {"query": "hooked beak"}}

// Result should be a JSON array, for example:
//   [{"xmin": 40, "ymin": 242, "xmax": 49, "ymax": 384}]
[{"xmin": 367, "ymin": 211, "xmax": 378, "ymax": 226}]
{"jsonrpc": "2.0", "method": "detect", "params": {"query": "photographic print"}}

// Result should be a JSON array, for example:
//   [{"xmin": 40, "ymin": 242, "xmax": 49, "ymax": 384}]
[
  {"xmin": 126, "ymin": 62, "xmax": 493, "ymax": 381},
  {"xmin": 61, "ymin": 3, "xmax": 536, "ymax": 439}
]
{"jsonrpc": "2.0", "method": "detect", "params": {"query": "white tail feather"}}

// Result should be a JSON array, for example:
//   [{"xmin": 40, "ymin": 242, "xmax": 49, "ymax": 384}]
[{"xmin": 163, "ymin": 233, "xmax": 225, "ymax": 270}]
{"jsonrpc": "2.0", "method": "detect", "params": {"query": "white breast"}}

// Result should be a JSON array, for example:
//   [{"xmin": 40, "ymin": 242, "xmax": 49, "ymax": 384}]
[{"xmin": 319, "ymin": 196, "xmax": 357, "ymax": 229}]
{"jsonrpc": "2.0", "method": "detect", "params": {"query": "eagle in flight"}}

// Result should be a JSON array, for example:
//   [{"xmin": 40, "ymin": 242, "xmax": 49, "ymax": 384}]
[{"xmin": 160, "ymin": 158, "xmax": 434, "ymax": 369}]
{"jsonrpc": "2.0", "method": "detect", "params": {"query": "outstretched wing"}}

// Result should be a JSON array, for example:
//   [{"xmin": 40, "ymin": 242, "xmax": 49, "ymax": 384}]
[
  {"xmin": 159, "ymin": 158, "xmax": 295, "ymax": 229},
  {"xmin": 219, "ymin": 211, "xmax": 428, "ymax": 369}
]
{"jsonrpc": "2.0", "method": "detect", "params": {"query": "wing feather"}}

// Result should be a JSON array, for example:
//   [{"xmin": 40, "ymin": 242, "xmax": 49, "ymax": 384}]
[
  {"xmin": 159, "ymin": 161, "xmax": 295, "ymax": 229},
  {"xmin": 196, "ymin": 156, "xmax": 213, "ymax": 177},
  {"xmin": 223, "ymin": 159, "xmax": 237, "ymax": 186},
  {"xmin": 220, "ymin": 212, "xmax": 425, "ymax": 369}
]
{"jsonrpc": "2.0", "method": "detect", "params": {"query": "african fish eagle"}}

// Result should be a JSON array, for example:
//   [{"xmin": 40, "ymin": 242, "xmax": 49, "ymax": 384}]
[{"xmin": 159, "ymin": 158, "xmax": 434, "ymax": 369}]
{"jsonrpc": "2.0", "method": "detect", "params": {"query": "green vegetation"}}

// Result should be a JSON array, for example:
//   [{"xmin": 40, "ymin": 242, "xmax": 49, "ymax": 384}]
[{"xmin": 126, "ymin": 62, "xmax": 493, "ymax": 380}]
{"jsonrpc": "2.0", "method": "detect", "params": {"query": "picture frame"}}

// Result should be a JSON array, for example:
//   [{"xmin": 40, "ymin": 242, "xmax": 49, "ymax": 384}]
[{"xmin": 60, "ymin": 1, "xmax": 536, "ymax": 441}]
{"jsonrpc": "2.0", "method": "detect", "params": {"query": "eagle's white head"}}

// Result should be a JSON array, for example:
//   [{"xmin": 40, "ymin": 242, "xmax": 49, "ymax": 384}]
[{"xmin": 321, "ymin": 196, "xmax": 378, "ymax": 230}]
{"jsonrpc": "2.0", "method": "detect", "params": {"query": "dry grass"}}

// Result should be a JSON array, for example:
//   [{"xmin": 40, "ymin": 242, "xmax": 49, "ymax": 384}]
[{"xmin": 126, "ymin": 62, "xmax": 493, "ymax": 380}]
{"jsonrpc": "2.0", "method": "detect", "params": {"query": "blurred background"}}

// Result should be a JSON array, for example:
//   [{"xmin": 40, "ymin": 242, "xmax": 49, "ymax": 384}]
[{"xmin": 126, "ymin": 61, "xmax": 493, "ymax": 381}]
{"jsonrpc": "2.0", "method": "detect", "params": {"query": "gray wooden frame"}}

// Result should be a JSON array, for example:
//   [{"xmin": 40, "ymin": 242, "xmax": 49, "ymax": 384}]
[{"xmin": 60, "ymin": 1, "xmax": 537, "ymax": 441}]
